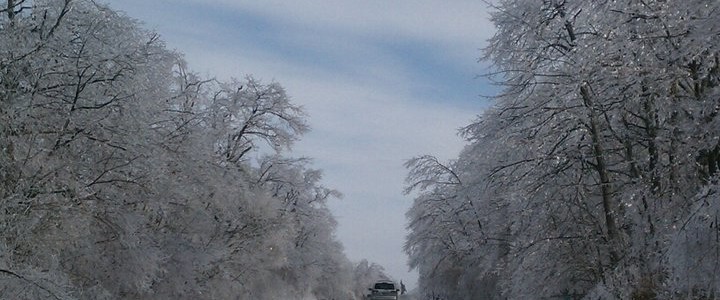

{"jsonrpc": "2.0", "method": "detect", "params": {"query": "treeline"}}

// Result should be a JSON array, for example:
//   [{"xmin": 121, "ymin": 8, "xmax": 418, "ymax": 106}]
[
  {"xmin": 0, "ymin": 1, "xmax": 385, "ymax": 299},
  {"xmin": 405, "ymin": 1, "xmax": 720, "ymax": 299}
]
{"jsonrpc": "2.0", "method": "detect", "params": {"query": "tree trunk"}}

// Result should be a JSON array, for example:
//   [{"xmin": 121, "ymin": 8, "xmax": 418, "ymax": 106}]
[{"xmin": 581, "ymin": 83, "xmax": 621, "ymax": 266}]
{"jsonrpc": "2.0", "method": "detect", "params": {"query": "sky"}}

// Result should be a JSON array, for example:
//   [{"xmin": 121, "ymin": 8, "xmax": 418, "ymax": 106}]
[{"xmin": 101, "ymin": 0, "xmax": 497, "ymax": 289}]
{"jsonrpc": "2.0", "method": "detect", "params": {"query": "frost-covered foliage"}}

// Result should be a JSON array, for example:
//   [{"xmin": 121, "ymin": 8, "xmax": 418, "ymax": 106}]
[
  {"xmin": 405, "ymin": 0, "xmax": 720, "ymax": 299},
  {"xmin": 0, "ymin": 0, "xmax": 379, "ymax": 298},
  {"xmin": 352, "ymin": 259, "xmax": 393, "ymax": 299}
]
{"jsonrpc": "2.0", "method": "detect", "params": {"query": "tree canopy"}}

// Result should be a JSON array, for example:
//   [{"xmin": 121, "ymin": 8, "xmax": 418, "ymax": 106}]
[
  {"xmin": 405, "ymin": 1, "xmax": 720, "ymax": 299},
  {"xmin": 0, "ymin": 1, "xmax": 389, "ymax": 299}
]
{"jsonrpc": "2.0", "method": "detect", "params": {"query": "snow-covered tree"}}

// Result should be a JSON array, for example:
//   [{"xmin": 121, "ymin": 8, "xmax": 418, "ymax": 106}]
[
  {"xmin": 406, "ymin": 0, "xmax": 720, "ymax": 299},
  {"xmin": 0, "ymin": 1, "xmax": 367, "ymax": 298}
]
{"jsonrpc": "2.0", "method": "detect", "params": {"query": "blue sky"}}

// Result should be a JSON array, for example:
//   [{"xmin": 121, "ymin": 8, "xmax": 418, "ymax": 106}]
[{"xmin": 102, "ymin": 0, "xmax": 497, "ymax": 289}]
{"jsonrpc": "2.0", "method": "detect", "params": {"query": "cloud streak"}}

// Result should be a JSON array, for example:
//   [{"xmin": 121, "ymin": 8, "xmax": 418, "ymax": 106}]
[{"xmin": 103, "ymin": 0, "xmax": 495, "ymax": 288}]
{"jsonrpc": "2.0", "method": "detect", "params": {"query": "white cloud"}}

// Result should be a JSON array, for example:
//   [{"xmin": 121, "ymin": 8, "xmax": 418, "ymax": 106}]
[
  {"xmin": 169, "ymin": 10, "xmax": 481, "ymax": 290},
  {"xmin": 180, "ymin": 0, "xmax": 495, "ymax": 71},
  {"xmin": 159, "ymin": 39, "xmax": 472, "ymax": 287},
  {"xmin": 103, "ymin": 0, "xmax": 495, "ymax": 289}
]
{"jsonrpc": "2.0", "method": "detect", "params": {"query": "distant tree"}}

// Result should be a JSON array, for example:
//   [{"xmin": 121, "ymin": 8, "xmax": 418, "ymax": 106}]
[{"xmin": 352, "ymin": 259, "xmax": 392, "ymax": 299}]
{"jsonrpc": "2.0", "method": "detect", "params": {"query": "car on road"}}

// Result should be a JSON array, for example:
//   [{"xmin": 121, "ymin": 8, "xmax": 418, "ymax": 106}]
[{"xmin": 367, "ymin": 280, "xmax": 400, "ymax": 300}]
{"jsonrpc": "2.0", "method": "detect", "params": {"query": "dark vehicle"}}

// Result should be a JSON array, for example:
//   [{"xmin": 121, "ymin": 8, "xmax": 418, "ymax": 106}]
[{"xmin": 367, "ymin": 280, "xmax": 400, "ymax": 300}]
